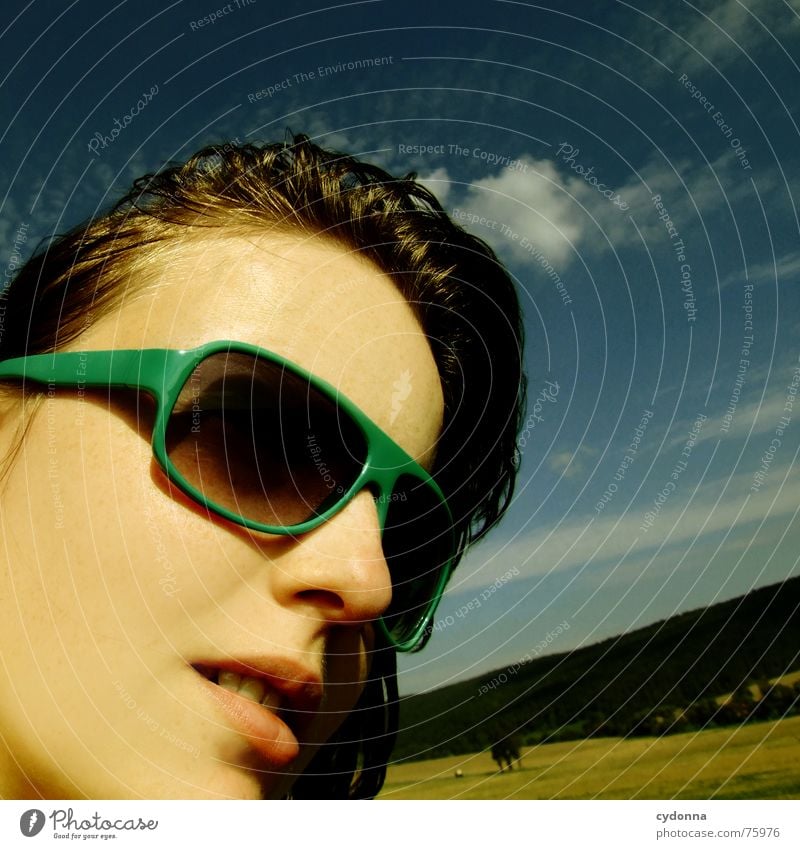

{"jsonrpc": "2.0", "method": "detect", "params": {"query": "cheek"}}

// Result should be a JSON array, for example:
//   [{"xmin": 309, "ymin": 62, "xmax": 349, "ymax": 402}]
[
  {"xmin": 0, "ymin": 400, "xmax": 211, "ymax": 654},
  {"xmin": 0, "ymin": 401, "xmax": 243, "ymax": 795}
]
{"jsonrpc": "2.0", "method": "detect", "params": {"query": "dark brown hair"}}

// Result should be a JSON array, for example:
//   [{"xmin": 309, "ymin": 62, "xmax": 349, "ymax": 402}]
[{"xmin": 0, "ymin": 134, "xmax": 525, "ymax": 797}]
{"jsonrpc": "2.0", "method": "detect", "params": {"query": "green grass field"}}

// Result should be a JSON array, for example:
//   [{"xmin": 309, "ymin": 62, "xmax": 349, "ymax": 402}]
[{"xmin": 380, "ymin": 715, "xmax": 800, "ymax": 799}]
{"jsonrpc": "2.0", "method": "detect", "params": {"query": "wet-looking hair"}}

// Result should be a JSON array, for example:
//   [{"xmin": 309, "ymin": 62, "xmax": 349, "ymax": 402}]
[{"xmin": 0, "ymin": 134, "xmax": 525, "ymax": 798}]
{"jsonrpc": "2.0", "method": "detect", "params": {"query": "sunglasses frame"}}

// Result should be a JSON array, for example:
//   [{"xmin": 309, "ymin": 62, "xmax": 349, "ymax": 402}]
[{"xmin": 0, "ymin": 339, "xmax": 455, "ymax": 651}]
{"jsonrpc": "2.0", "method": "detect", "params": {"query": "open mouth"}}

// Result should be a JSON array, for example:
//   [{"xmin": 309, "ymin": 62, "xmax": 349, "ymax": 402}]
[
  {"xmin": 191, "ymin": 659, "xmax": 324, "ymax": 750},
  {"xmin": 192, "ymin": 662, "xmax": 306, "ymax": 767},
  {"xmin": 194, "ymin": 663, "xmax": 285, "ymax": 713}
]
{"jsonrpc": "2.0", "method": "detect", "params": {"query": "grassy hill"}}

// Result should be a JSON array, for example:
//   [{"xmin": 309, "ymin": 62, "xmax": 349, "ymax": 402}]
[
  {"xmin": 393, "ymin": 576, "xmax": 800, "ymax": 760},
  {"xmin": 382, "ymin": 715, "xmax": 800, "ymax": 799}
]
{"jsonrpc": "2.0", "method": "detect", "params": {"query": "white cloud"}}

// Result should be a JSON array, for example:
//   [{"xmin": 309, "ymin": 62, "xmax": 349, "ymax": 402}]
[
  {"xmin": 454, "ymin": 156, "xmax": 585, "ymax": 266},
  {"xmin": 661, "ymin": 365, "xmax": 798, "ymax": 454},
  {"xmin": 722, "ymin": 250, "xmax": 800, "ymax": 289},
  {"xmin": 548, "ymin": 446, "xmax": 597, "ymax": 479},
  {"xmin": 460, "ymin": 459, "xmax": 800, "ymax": 588},
  {"xmin": 448, "ymin": 144, "xmax": 765, "ymax": 279},
  {"xmin": 639, "ymin": 0, "xmax": 800, "ymax": 75},
  {"xmin": 572, "ymin": 149, "xmax": 763, "ymax": 255},
  {"xmin": 417, "ymin": 167, "xmax": 453, "ymax": 206}
]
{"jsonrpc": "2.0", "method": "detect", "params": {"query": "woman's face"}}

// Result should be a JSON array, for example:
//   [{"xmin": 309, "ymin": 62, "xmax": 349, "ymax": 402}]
[{"xmin": 0, "ymin": 231, "xmax": 444, "ymax": 799}]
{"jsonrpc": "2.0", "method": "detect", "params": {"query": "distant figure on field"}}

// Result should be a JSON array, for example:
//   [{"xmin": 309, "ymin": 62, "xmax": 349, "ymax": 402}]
[{"xmin": 491, "ymin": 734, "xmax": 522, "ymax": 773}]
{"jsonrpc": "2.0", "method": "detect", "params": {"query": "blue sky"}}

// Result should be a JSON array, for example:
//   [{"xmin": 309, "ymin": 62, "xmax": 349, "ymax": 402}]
[{"xmin": 2, "ymin": 0, "xmax": 799, "ymax": 695}]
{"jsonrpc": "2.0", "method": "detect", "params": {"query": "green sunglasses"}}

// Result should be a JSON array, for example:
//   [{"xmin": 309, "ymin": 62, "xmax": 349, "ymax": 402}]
[{"xmin": 0, "ymin": 340, "xmax": 456, "ymax": 651}]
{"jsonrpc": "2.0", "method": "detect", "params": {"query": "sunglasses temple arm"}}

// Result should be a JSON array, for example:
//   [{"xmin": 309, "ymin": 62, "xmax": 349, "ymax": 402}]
[{"xmin": 0, "ymin": 350, "xmax": 178, "ymax": 397}]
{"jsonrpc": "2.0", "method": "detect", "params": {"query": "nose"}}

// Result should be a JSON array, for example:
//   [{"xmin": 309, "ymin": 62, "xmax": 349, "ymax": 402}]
[{"xmin": 268, "ymin": 490, "xmax": 393, "ymax": 633}]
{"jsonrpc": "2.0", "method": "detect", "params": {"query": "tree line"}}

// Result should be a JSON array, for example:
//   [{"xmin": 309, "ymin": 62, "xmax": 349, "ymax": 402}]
[{"xmin": 393, "ymin": 576, "xmax": 800, "ymax": 761}]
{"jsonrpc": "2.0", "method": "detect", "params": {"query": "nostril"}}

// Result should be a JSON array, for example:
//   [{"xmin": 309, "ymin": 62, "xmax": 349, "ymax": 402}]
[{"xmin": 296, "ymin": 589, "xmax": 346, "ymax": 612}]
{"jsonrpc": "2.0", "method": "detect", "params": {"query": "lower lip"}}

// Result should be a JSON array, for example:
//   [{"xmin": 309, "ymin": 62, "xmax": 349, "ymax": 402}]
[{"xmin": 199, "ymin": 677, "xmax": 300, "ymax": 767}]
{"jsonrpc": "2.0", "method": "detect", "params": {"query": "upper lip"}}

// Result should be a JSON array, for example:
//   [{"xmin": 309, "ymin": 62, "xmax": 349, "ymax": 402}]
[{"xmin": 193, "ymin": 657, "xmax": 324, "ymax": 736}]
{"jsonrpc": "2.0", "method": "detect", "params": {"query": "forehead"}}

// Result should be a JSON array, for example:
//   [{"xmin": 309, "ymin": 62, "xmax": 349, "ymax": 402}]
[{"xmin": 78, "ymin": 230, "xmax": 444, "ymax": 464}]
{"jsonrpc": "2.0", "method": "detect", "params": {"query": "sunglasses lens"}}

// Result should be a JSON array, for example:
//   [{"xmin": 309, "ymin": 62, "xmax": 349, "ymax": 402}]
[
  {"xmin": 381, "ymin": 474, "xmax": 454, "ymax": 645},
  {"xmin": 164, "ymin": 349, "xmax": 453, "ymax": 649},
  {"xmin": 165, "ymin": 353, "xmax": 367, "ymax": 527}
]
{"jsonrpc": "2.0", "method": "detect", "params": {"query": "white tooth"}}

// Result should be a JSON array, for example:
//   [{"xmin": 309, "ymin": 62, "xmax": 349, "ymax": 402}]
[
  {"xmin": 218, "ymin": 671, "xmax": 242, "ymax": 692},
  {"xmin": 237, "ymin": 675, "xmax": 266, "ymax": 704},
  {"xmin": 260, "ymin": 688, "xmax": 283, "ymax": 711}
]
